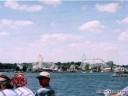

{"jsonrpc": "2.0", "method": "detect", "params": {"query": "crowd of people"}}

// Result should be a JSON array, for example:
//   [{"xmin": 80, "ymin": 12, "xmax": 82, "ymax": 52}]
[{"xmin": 0, "ymin": 71, "xmax": 55, "ymax": 96}]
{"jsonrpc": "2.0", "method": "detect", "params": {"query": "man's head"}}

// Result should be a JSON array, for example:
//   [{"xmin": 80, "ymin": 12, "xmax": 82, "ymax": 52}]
[{"xmin": 36, "ymin": 71, "xmax": 50, "ymax": 87}]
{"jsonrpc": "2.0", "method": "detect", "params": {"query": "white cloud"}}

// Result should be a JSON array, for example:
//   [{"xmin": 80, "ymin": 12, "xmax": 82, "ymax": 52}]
[
  {"xmin": 118, "ymin": 31, "xmax": 128, "ymax": 41},
  {"xmin": 96, "ymin": 3, "xmax": 119, "ymax": 13},
  {"xmin": 116, "ymin": 17, "xmax": 128, "ymax": 24},
  {"xmin": 26, "ymin": 5, "xmax": 43, "ymax": 12},
  {"xmin": 0, "ymin": 32, "xmax": 10, "ymax": 36},
  {"xmin": 40, "ymin": 33, "xmax": 82, "ymax": 44},
  {"xmin": 0, "ymin": 19, "xmax": 33, "ymax": 27},
  {"xmin": 112, "ymin": 29, "xmax": 121, "ymax": 33},
  {"xmin": 79, "ymin": 20, "xmax": 104, "ymax": 32},
  {"xmin": 40, "ymin": 0, "xmax": 61, "ymax": 6},
  {"xmin": 68, "ymin": 41, "xmax": 90, "ymax": 48},
  {"xmin": 69, "ymin": 42, "xmax": 117, "ymax": 51},
  {"xmin": 4, "ymin": 1, "xmax": 43, "ymax": 12}
]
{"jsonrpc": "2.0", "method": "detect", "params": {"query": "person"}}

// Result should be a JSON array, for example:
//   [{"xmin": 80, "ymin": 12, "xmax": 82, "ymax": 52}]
[
  {"xmin": 103, "ymin": 87, "xmax": 128, "ymax": 96},
  {"xmin": 111, "ymin": 86, "xmax": 128, "ymax": 96},
  {"xmin": 35, "ymin": 71, "xmax": 55, "ymax": 96},
  {"xmin": 11, "ymin": 72, "xmax": 35, "ymax": 96},
  {"xmin": 0, "ymin": 73, "xmax": 19, "ymax": 96}
]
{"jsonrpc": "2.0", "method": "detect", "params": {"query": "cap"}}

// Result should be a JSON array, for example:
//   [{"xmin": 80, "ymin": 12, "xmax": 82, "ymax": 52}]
[
  {"xmin": 0, "ymin": 77, "xmax": 6, "ymax": 82},
  {"xmin": 36, "ymin": 71, "xmax": 50, "ymax": 79},
  {"xmin": 0, "ymin": 74, "xmax": 11, "ymax": 82}
]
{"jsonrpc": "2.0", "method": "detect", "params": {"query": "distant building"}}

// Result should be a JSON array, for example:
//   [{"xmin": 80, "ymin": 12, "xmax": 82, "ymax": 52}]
[{"xmin": 16, "ymin": 63, "xmax": 23, "ymax": 70}]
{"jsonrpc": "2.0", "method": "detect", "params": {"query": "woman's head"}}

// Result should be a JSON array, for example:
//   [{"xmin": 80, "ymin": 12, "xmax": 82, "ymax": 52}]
[
  {"xmin": 0, "ymin": 74, "xmax": 13, "ymax": 89},
  {"xmin": 11, "ymin": 73, "xmax": 27, "ymax": 88}
]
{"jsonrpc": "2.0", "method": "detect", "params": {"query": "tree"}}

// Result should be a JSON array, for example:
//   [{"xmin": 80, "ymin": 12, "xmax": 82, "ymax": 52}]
[
  {"xmin": 22, "ymin": 66, "xmax": 27, "ymax": 72},
  {"xmin": 85, "ymin": 63, "xmax": 90, "ymax": 71},
  {"xmin": 106, "ymin": 61, "xmax": 114, "ymax": 70}
]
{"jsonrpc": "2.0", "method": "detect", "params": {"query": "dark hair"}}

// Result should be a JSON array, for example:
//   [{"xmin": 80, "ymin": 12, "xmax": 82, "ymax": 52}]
[
  {"xmin": 0, "ymin": 74, "xmax": 13, "ymax": 89},
  {"xmin": 0, "ymin": 74, "xmax": 11, "ymax": 83},
  {"xmin": 6, "ymin": 83, "xmax": 14, "ymax": 89}
]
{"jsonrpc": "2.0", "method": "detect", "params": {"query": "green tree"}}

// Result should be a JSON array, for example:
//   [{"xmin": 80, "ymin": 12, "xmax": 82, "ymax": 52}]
[
  {"xmin": 106, "ymin": 61, "xmax": 114, "ymax": 70},
  {"xmin": 85, "ymin": 63, "xmax": 90, "ymax": 71}
]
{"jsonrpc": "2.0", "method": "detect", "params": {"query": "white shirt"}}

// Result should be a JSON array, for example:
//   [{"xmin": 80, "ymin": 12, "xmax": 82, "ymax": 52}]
[
  {"xmin": 2, "ymin": 89, "xmax": 19, "ymax": 96},
  {"xmin": 14, "ymin": 86, "xmax": 34, "ymax": 96},
  {"xmin": 0, "ymin": 91, "xmax": 5, "ymax": 96}
]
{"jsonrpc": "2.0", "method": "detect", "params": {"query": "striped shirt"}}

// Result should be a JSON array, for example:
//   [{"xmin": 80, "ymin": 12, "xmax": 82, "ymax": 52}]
[
  {"xmin": 1, "ymin": 89, "xmax": 19, "ymax": 96},
  {"xmin": 14, "ymin": 86, "xmax": 34, "ymax": 96}
]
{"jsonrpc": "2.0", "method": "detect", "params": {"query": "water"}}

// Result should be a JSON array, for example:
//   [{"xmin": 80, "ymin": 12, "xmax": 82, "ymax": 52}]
[{"xmin": 2, "ymin": 72, "xmax": 128, "ymax": 96}]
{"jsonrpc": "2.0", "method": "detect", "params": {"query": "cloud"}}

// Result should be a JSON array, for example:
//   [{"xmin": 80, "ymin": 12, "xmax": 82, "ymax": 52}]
[
  {"xmin": 0, "ymin": 19, "xmax": 33, "ymax": 27},
  {"xmin": 0, "ymin": 32, "xmax": 10, "ymax": 36},
  {"xmin": 40, "ymin": 0, "xmax": 61, "ymax": 6},
  {"xmin": 68, "ymin": 41, "xmax": 90, "ymax": 48},
  {"xmin": 26, "ymin": 5, "xmax": 43, "ymax": 12},
  {"xmin": 40, "ymin": 33, "xmax": 82, "ymax": 44},
  {"xmin": 69, "ymin": 42, "xmax": 117, "ymax": 51},
  {"xmin": 4, "ymin": 0, "xmax": 43, "ymax": 12},
  {"xmin": 116, "ymin": 17, "xmax": 128, "ymax": 24},
  {"xmin": 79, "ymin": 20, "xmax": 104, "ymax": 32},
  {"xmin": 96, "ymin": 3, "xmax": 119, "ymax": 13},
  {"xmin": 118, "ymin": 31, "xmax": 128, "ymax": 41}
]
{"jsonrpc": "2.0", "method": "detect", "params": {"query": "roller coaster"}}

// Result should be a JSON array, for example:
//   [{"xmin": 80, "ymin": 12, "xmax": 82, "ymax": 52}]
[{"xmin": 80, "ymin": 54, "xmax": 109, "ymax": 70}]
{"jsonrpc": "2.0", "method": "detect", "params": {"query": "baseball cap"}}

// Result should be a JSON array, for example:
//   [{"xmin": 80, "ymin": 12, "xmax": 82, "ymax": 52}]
[
  {"xmin": 0, "ymin": 77, "xmax": 6, "ymax": 82},
  {"xmin": 36, "ymin": 71, "xmax": 50, "ymax": 79},
  {"xmin": 0, "ymin": 74, "xmax": 11, "ymax": 83}
]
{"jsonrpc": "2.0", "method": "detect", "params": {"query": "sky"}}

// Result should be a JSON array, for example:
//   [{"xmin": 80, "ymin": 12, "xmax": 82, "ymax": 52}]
[{"xmin": 0, "ymin": 0, "xmax": 128, "ymax": 65}]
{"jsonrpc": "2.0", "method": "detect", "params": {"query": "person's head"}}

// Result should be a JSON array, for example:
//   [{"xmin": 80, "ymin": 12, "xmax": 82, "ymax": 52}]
[
  {"xmin": 36, "ymin": 71, "xmax": 50, "ymax": 87},
  {"xmin": 0, "ymin": 73, "xmax": 13, "ymax": 89},
  {"xmin": 11, "ymin": 73, "xmax": 27, "ymax": 88}
]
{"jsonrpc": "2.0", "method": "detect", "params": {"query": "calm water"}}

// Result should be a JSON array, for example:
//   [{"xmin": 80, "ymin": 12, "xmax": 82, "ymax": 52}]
[{"xmin": 2, "ymin": 72, "xmax": 128, "ymax": 96}]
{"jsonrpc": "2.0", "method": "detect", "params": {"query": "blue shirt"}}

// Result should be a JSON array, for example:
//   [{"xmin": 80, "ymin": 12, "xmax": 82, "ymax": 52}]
[{"xmin": 35, "ymin": 86, "xmax": 55, "ymax": 96}]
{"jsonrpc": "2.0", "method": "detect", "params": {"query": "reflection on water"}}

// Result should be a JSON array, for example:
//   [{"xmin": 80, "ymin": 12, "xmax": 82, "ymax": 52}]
[{"xmin": 2, "ymin": 72, "xmax": 128, "ymax": 96}]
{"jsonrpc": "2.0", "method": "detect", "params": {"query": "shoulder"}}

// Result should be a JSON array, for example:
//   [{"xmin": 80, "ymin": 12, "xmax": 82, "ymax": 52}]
[
  {"xmin": 36, "ymin": 87, "xmax": 55, "ymax": 96},
  {"xmin": 122, "ymin": 86, "xmax": 128, "ymax": 90},
  {"xmin": 0, "ymin": 91, "xmax": 5, "ymax": 96},
  {"xmin": 38, "ymin": 86, "xmax": 54, "ymax": 92},
  {"xmin": 15, "ymin": 86, "xmax": 34, "ymax": 95},
  {"xmin": 37, "ymin": 87, "xmax": 49, "ymax": 93},
  {"xmin": 15, "ymin": 86, "xmax": 32, "ymax": 92},
  {"xmin": 117, "ymin": 86, "xmax": 128, "ymax": 96},
  {"xmin": 3, "ymin": 89, "xmax": 20, "ymax": 96}
]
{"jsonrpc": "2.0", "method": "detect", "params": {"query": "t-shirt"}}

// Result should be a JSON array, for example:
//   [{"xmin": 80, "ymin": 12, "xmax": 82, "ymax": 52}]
[
  {"xmin": 2, "ymin": 89, "xmax": 19, "ymax": 96},
  {"xmin": 35, "ymin": 86, "xmax": 55, "ymax": 96},
  {"xmin": 0, "ymin": 91, "xmax": 5, "ymax": 96},
  {"xmin": 14, "ymin": 86, "xmax": 35, "ymax": 96}
]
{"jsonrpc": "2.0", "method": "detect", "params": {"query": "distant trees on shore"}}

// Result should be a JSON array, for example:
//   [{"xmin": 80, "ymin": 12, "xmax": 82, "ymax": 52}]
[
  {"xmin": 0, "ymin": 62, "xmax": 17, "ymax": 69},
  {"xmin": 1, "ymin": 60, "xmax": 125, "ymax": 72},
  {"xmin": 0, "ymin": 62, "xmax": 20, "ymax": 71},
  {"xmin": 55, "ymin": 61, "xmax": 81, "ymax": 71}
]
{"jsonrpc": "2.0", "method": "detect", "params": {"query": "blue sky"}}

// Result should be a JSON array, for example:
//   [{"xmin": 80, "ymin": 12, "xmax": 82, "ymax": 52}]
[{"xmin": 0, "ymin": 0, "xmax": 128, "ymax": 65}]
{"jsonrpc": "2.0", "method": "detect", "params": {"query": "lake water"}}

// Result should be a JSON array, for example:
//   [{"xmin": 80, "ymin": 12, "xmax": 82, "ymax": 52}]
[{"xmin": 2, "ymin": 72, "xmax": 128, "ymax": 96}]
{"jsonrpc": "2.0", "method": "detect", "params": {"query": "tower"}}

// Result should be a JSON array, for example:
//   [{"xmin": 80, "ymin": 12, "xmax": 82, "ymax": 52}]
[{"xmin": 38, "ymin": 54, "xmax": 43, "ymax": 69}]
